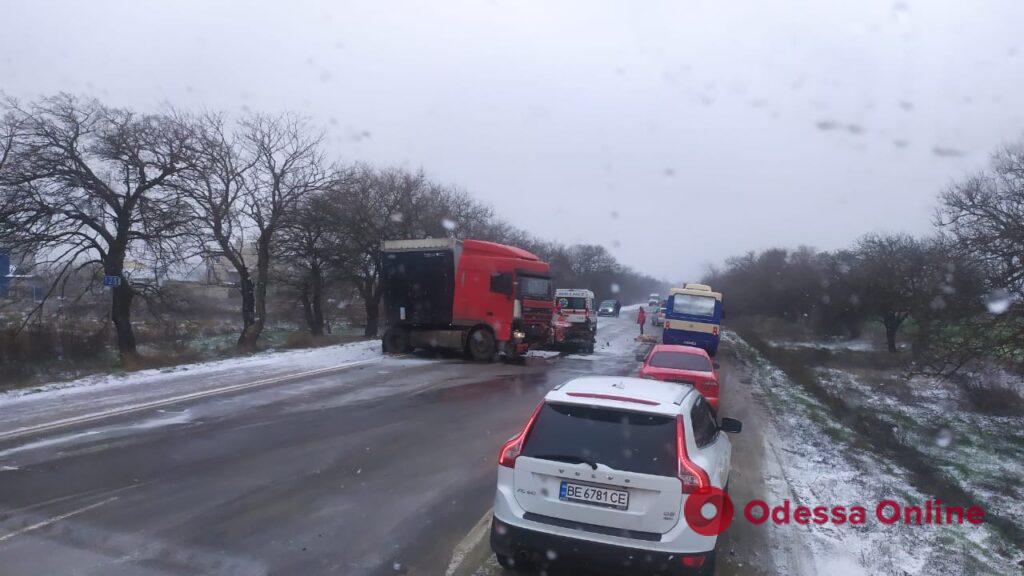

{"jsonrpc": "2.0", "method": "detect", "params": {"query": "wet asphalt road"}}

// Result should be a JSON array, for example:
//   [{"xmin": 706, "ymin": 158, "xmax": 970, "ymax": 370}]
[{"xmin": 0, "ymin": 314, "xmax": 644, "ymax": 576}]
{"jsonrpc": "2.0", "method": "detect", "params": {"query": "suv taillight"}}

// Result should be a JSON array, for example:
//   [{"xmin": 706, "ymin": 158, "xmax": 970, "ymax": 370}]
[
  {"xmin": 676, "ymin": 415, "xmax": 710, "ymax": 493},
  {"xmin": 498, "ymin": 402, "xmax": 544, "ymax": 468}
]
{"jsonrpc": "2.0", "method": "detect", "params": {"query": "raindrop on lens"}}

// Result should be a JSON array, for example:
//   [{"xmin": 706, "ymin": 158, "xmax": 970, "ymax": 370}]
[
  {"xmin": 984, "ymin": 290, "xmax": 1011, "ymax": 314},
  {"xmin": 935, "ymin": 428, "xmax": 953, "ymax": 448}
]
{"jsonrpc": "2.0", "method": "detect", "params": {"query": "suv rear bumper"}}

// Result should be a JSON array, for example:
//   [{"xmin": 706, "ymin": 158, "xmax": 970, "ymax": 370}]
[{"xmin": 491, "ymin": 516, "xmax": 710, "ymax": 575}]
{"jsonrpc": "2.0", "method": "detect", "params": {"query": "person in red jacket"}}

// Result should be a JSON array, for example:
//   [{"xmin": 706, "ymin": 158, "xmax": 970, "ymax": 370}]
[{"xmin": 637, "ymin": 306, "xmax": 647, "ymax": 335}]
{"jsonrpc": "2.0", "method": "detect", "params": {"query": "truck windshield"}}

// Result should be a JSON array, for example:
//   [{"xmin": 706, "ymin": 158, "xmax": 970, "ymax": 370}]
[
  {"xmin": 599, "ymin": 301, "xmax": 616, "ymax": 308},
  {"xmin": 518, "ymin": 276, "xmax": 551, "ymax": 300},
  {"xmin": 556, "ymin": 296, "xmax": 587, "ymax": 310},
  {"xmin": 671, "ymin": 294, "xmax": 717, "ymax": 318}
]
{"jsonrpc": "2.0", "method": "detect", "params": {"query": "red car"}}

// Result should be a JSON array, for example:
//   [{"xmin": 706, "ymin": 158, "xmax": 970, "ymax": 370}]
[{"xmin": 636, "ymin": 344, "xmax": 721, "ymax": 411}]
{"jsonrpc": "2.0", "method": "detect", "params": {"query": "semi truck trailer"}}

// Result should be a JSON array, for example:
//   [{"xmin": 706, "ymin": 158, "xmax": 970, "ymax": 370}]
[{"xmin": 380, "ymin": 238, "xmax": 554, "ymax": 361}]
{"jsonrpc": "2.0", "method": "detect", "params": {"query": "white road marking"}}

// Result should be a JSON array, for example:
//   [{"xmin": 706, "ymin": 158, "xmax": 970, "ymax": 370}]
[
  {"xmin": 0, "ymin": 496, "xmax": 119, "ymax": 544},
  {"xmin": 445, "ymin": 508, "xmax": 493, "ymax": 576},
  {"xmin": 0, "ymin": 357, "xmax": 381, "ymax": 443}
]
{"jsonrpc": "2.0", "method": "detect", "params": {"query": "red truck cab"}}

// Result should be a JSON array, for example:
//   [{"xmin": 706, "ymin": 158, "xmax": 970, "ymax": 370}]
[{"xmin": 381, "ymin": 238, "xmax": 553, "ymax": 360}]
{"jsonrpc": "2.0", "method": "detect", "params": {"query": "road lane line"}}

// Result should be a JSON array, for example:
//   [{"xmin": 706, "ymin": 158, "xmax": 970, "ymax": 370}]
[
  {"xmin": 0, "ymin": 357, "xmax": 381, "ymax": 443},
  {"xmin": 0, "ymin": 496, "xmax": 119, "ymax": 544},
  {"xmin": 445, "ymin": 508, "xmax": 493, "ymax": 576}
]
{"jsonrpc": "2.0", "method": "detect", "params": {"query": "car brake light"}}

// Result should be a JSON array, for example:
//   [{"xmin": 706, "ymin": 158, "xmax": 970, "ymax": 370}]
[
  {"xmin": 681, "ymin": 555, "xmax": 706, "ymax": 568},
  {"xmin": 676, "ymin": 415, "xmax": 710, "ymax": 493},
  {"xmin": 498, "ymin": 401, "xmax": 544, "ymax": 468}
]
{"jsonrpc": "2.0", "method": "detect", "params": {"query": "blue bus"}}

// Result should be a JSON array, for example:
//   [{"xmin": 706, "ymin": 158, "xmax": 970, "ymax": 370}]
[{"xmin": 662, "ymin": 284, "xmax": 724, "ymax": 356}]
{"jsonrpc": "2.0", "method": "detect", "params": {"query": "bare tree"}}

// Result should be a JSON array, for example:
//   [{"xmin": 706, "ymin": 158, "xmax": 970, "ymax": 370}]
[
  {"xmin": 181, "ymin": 113, "xmax": 257, "ymax": 348},
  {"xmin": 934, "ymin": 143, "xmax": 1024, "ymax": 371},
  {"xmin": 317, "ymin": 166, "xmax": 498, "ymax": 337},
  {"xmin": 938, "ymin": 144, "xmax": 1024, "ymax": 298},
  {"xmin": 0, "ymin": 95, "xmax": 193, "ymax": 363},
  {"xmin": 319, "ymin": 166, "xmax": 422, "ymax": 337},
  {"xmin": 277, "ymin": 192, "xmax": 335, "ymax": 336},
  {"xmin": 184, "ymin": 112, "xmax": 328, "ymax": 351},
  {"xmin": 851, "ymin": 234, "xmax": 936, "ymax": 353}
]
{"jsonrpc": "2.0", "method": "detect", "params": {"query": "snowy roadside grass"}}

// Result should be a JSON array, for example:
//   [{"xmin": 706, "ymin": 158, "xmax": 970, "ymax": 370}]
[
  {"xmin": 767, "ymin": 338, "xmax": 880, "ymax": 352},
  {"xmin": 816, "ymin": 367, "xmax": 1024, "ymax": 561},
  {"xmin": 0, "ymin": 338, "xmax": 382, "ymax": 406},
  {"xmin": 724, "ymin": 331, "xmax": 1017, "ymax": 575}
]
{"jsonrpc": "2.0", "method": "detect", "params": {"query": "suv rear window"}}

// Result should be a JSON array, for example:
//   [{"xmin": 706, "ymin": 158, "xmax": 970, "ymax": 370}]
[
  {"xmin": 648, "ymin": 352, "xmax": 711, "ymax": 372},
  {"xmin": 522, "ymin": 403, "xmax": 676, "ymax": 477}
]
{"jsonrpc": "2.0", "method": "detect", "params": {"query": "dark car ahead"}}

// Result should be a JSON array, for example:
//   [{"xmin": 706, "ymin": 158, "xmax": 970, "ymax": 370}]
[{"xmin": 597, "ymin": 299, "xmax": 621, "ymax": 317}]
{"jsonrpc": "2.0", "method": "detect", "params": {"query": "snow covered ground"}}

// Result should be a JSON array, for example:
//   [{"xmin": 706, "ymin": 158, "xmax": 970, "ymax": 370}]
[
  {"xmin": 0, "ymin": 307, "xmax": 648, "ymax": 440},
  {"xmin": 768, "ymin": 338, "xmax": 880, "ymax": 352},
  {"xmin": 0, "ymin": 339, "xmax": 384, "ymax": 406},
  {"xmin": 726, "ymin": 332, "xmax": 1021, "ymax": 575},
  {"xmin": 816, "ymin": 366, "xmax": 1024, "ymax": 564},
  {"xmin": 0, "ymin": 339, "xmax": 412, "ymax": 438}
]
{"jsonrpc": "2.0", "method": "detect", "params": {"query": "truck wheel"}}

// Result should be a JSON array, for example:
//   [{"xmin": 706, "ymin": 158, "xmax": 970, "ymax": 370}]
[
  {"xmin": 467, "ymin": 328, "xmax": 496, "ymax": 361},
  {"xmin": 383, "ymin": 327, "xmax": 411, "ymax": 354}
]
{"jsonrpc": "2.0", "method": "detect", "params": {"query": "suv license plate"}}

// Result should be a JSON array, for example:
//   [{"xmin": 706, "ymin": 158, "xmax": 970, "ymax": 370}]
[{"xmin": 559, "ymin": 481, "xmax": 629, "ymax": 510}]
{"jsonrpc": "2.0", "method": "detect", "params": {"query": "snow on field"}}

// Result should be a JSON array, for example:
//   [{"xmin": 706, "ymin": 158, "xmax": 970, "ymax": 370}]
[
  {"xmin": 768, "ymin": 338, "xmax": 880, "ymax": 352},
  {"xmin": 816, "ymin": 367, "xmax": 1024, "ymax": 559},
  {"xmin": 724, "ymin": 331, "xmax": 1016, "ymax": 575},
  {"xmin": 0, "ymin": 339, "xmax": 384, "ymax": 408}
]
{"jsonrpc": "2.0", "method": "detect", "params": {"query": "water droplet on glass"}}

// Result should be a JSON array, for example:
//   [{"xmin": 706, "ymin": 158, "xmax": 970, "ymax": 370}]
[
  {"xmin": 935, "ymin": 428, "xmax": 953, "ymax": 448},
  {"xmin": 442, "ymin": 218, "xmax": 457, "ymax": 231},
  {"xmin": 390, "ymin": 212, "xmax": 404, "ymax": 223},
  {"xmin": 546, "ymin": 549, "xmax": 558, "ymax": 560},
  {"xmin": 610, "ymin": 283, "xmax": 620, "ymax": 294},
  {"xmin": 985, "ymin": 290, "xmax": 1011, "ymax": 314}
]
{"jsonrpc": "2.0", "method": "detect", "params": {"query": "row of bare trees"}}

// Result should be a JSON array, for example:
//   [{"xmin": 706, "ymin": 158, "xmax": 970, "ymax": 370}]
[
  {"xmin": 706, "ymin": 142, "xmax": 1024, "ymax": 372},
  {"xmin": 0, "ymin": 94, "xmax": 663, "ymax": 366}
]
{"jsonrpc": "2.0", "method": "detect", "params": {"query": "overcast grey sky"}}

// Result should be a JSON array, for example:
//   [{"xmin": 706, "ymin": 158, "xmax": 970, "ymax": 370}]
[{"xmin": 2, "ymin": 0, "xmax": 1022, "ymax": 280}]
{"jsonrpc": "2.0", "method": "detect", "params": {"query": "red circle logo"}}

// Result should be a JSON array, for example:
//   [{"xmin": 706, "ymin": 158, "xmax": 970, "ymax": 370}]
[{"xmin": 683, "ymin": 487, "xmax": 734, "ymax": 536}]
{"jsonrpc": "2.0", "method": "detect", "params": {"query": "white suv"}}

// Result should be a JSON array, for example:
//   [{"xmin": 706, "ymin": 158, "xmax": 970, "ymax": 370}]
[{"xmin": 491, "ymin": 376, "xmax": 742, "ymax": 575}]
